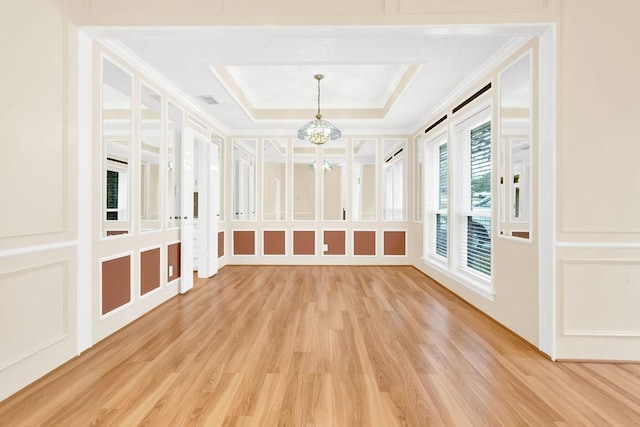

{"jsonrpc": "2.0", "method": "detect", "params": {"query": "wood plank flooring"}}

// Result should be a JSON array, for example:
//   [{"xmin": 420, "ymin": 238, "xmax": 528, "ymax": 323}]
[{"xmin": 1, "ymin": 265, "xmax": 640, "ymax": 426}]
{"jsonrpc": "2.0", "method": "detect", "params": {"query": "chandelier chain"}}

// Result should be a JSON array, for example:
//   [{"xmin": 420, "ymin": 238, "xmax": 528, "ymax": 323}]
[{"xmin": 317, "ymin": 76, "xmax": 321, "ymax": 117}]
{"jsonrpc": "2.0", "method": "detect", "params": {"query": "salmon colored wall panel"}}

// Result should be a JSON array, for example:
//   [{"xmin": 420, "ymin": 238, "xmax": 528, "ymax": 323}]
[
  {"xmin": 101, "ymin": 255, "xmax": 131, "ymax": 315},
  {"xmin": 167, "ymin": 243, "xmax": 181, "ymax": 282},
  {"xmin": 218, "ymin": 231, "xmax": 224, "ymax": 258},
  {"xmin": 264, "ymin": 230, "xmax": 286, "ymax": 255},
  {"xmin": 234, "ymin": 230, "xmax": 256, "ymax": 255},
  {"xmin": 384, "ymin": 231, "xmax": 406, "ymax": 256},
  {"xmin": 293, "ymin": 230, "xmax": 315, "ymax": 255},
  {"xmin": 323, "ymin": 230, "xmax": 346, "ymax": 255},
  {"xmin": 354, "ymin": 231, "xmax": 376, "ymax": 256},
  {"xmin": 140, "ymin": 248, "xmax": 160, "ymax": 296}
]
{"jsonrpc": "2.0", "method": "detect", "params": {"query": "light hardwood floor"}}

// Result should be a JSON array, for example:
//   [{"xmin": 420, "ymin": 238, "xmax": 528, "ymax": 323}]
[{"xmin": 1, "ymin": 265, "xmax": 640, "ymax": 426}]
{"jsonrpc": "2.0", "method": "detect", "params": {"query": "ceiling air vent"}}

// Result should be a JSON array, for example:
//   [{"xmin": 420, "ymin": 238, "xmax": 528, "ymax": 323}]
[{"xmin": 198, "ymin": 95, "xmax": 219, "ymax": 105}]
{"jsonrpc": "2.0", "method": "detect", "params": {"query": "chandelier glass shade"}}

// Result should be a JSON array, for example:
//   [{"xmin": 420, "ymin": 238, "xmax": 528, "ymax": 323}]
[
  {"xmin": 297, "ymin": 74, "xmax": 341, "ymax": 144},
  {"xmin": 308, "ymin": 159, "xmax": 335, "ymax": 173}
]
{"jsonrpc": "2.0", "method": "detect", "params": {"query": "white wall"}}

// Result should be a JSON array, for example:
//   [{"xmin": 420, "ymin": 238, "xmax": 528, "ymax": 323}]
[
  {"xmin": 3, "ymin": 0, "xmax": 640, "ymax": 403},
  {"xmin": 554, "ymin": 0, "xmax": 640, "ymax": 360},
  {"xmin": 0, "ymin": 0, "xmax": 79, "ymax": 401}
]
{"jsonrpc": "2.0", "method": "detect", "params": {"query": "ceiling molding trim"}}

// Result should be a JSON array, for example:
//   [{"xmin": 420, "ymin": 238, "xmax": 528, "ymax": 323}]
[
  {"xmin": 252, "ymin": 108, "xmax": 386, "ymax": 121},
  {"xmin": 99, "ymin": 39, "xmax": 232, "ymax": 136},
  {"xmin": 228, "ymin": 127, "xmax": 414, "ymax": 137},
  {"xmin": 410, "ymin": 34, "xmax": 533, "ymax": 136},
  {"xmin": 212, "ymin": 64, "xmax": 419, "ymax": 122},
  {"xmin": 210, "ymin": 65, "xmax": 257, "ymax": 123},
  {"xmin": 382, "ymin": 64, "xmax": 420, "ymax": 114}
]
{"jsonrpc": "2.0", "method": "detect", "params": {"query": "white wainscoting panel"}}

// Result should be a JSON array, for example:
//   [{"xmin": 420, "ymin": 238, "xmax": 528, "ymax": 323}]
[
  {"xmin": 0, "ymin": 252, "xmax": 77, "ymax": 401},
  {"xmin": 563, "ymin": 259, "xmax": 640, "ymax": 336},
  {"xmin": 0, "ymin": 262, "xmax": 69, "ymax": 370},
  {"xmin": 90, "ymin": 0, "xmax": 224, "ymax": 14},
  {"xmin": 398, "ymin": 0, "xmax": 547, "ymax": 14},
  {"xmin": 239, "ymin": 0, "xmax": 385, "ymax": 16}
]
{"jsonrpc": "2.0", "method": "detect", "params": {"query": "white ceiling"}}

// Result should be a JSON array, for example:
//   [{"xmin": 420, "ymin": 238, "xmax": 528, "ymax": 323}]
[
  {"xmin": 88, "ymin": 25, "xmax": 545, "ymax": 136},
  {"xmin": 224, "ymin": 64, "xmax": 409, "ymax": 110}
]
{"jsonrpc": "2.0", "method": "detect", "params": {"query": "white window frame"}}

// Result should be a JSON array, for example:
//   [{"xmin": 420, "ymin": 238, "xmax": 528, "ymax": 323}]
[
  {"xmin": 423, "ymin": 130, "xmax": 449, "ymax": 267},
  {"xmin": 451, "ymin": 102, "xmax": 494, "ymax": 298}
]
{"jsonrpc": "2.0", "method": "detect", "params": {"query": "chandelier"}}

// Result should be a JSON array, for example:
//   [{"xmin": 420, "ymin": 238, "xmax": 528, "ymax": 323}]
[
  {"xmin": 308, "ymin": 159, "xmax": 335, "ymax": 173},
  {"xmin": 297, "ymin": 74, "xmax": 341, "ymax": 145}
]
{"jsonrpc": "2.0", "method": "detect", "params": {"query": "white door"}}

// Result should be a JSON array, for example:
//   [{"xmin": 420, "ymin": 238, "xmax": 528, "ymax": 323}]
[
  {"xmin": 180, "ymin": 128, "xmax": 195, "ymax": 293},
  {"xmin": 206, "ymin": 142, "xmax": 219, "ymax": 276},
  {"xmin": 196, "ymin": 138, "xmax": 219, "ymax": 278}
]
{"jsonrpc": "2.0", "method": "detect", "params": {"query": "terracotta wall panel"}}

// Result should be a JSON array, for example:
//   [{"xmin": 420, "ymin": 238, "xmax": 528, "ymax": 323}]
[
  {"xmin": 293, "ymin": 230, "xmax": 315, "ymax": 255},
  {"xmin": 140, "ymin": 248, "xmax": 160, "ymax": 295},
  {"xmin": 383, "ymin": 231, "xmax": 406, "ymax": 256},
  {"xmin": 102, "ymin": 255, "xmax": 131, "ymax": 315},
  {"xmin": 234, "ymin": 230, "xmax": 255, "ymax": 255},
  {"xmin": 264, "ymin": 230, "xmax": 286, "ymax": 255},
  {"xmin": 323, "ymin": 230, "xmax": 346, "ymax": 255},
  {"xmin": 354, "ymin": 231, "xmax": 376, "ymax": 256},
  {"xmin": 167, "ymin": 243, "xmax": 181, "ymax": 282},
  {"xmin": 218, "ymin": 231, "xmax": 224, "ymax": 258}
]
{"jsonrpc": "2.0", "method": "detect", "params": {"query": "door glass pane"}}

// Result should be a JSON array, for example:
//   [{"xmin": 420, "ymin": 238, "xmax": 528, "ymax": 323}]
[
  {"xmin": 211, "ymin": 137, "xmax": 223, "ymax": 221},
  {"xmin": 232, "ymin": 140, "xmax": 256, "ymax": 221},
  {"xmin": 140, "ymin": 83, "xmax": 161, "ymax": 232},
  {"xmin": 102, "ymin": 58, "xmax": 132, "ymax": 237},
  {"xmin": 167, "ymin": 102, "xmax": 183, "ymax": 229},
  {"xmin": 293, "ymin": 141, "xmax": 316, "ymax": 221},
  {"xmin": 352, "ymin": 139, "xmax": 376, "ymax": 221},
  {"xmin": 322, "ymin": 140, "xmax": 346, "ymax": 221},
  {"xmin": 263, "ymin": 139, "xmax": 287, "ymax": 221}
]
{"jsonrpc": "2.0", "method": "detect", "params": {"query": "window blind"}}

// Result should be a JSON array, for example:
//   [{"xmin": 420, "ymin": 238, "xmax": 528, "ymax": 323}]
[
  {"xmin": 465, "ymin": 121, "xmax": 491, "ymax": 276},
  {"xmin": 436, "ymin": 143, "xmax": 448, "ymax": 258}
]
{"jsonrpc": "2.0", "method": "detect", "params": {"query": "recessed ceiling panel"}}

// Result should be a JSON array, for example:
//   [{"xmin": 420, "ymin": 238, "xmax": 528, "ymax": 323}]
[{"xmin": 224, "ymin": 64, "xmax": 409, "ymax": 109}]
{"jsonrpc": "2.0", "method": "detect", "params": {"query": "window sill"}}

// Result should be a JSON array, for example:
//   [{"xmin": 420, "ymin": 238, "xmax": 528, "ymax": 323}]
[{"xmin": 422, "ymin": 257, "xmax": 495, "ymax": 301}]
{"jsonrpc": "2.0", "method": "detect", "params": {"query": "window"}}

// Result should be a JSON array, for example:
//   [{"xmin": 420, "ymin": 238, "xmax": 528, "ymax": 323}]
[
  {"xmin": 436, "ymin": 143, "xmax": 448, "ymax": 258},
  {"xmin": 456, "ymin": 108, "xmax": 492, "ymax": 281},
  {"xmin": 422, "ymin": 103, "xmax": 494, "ymax": 298},
  {"xmin": 424, "ymin": 133, "xmax": 448, "ymax": 261}
]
